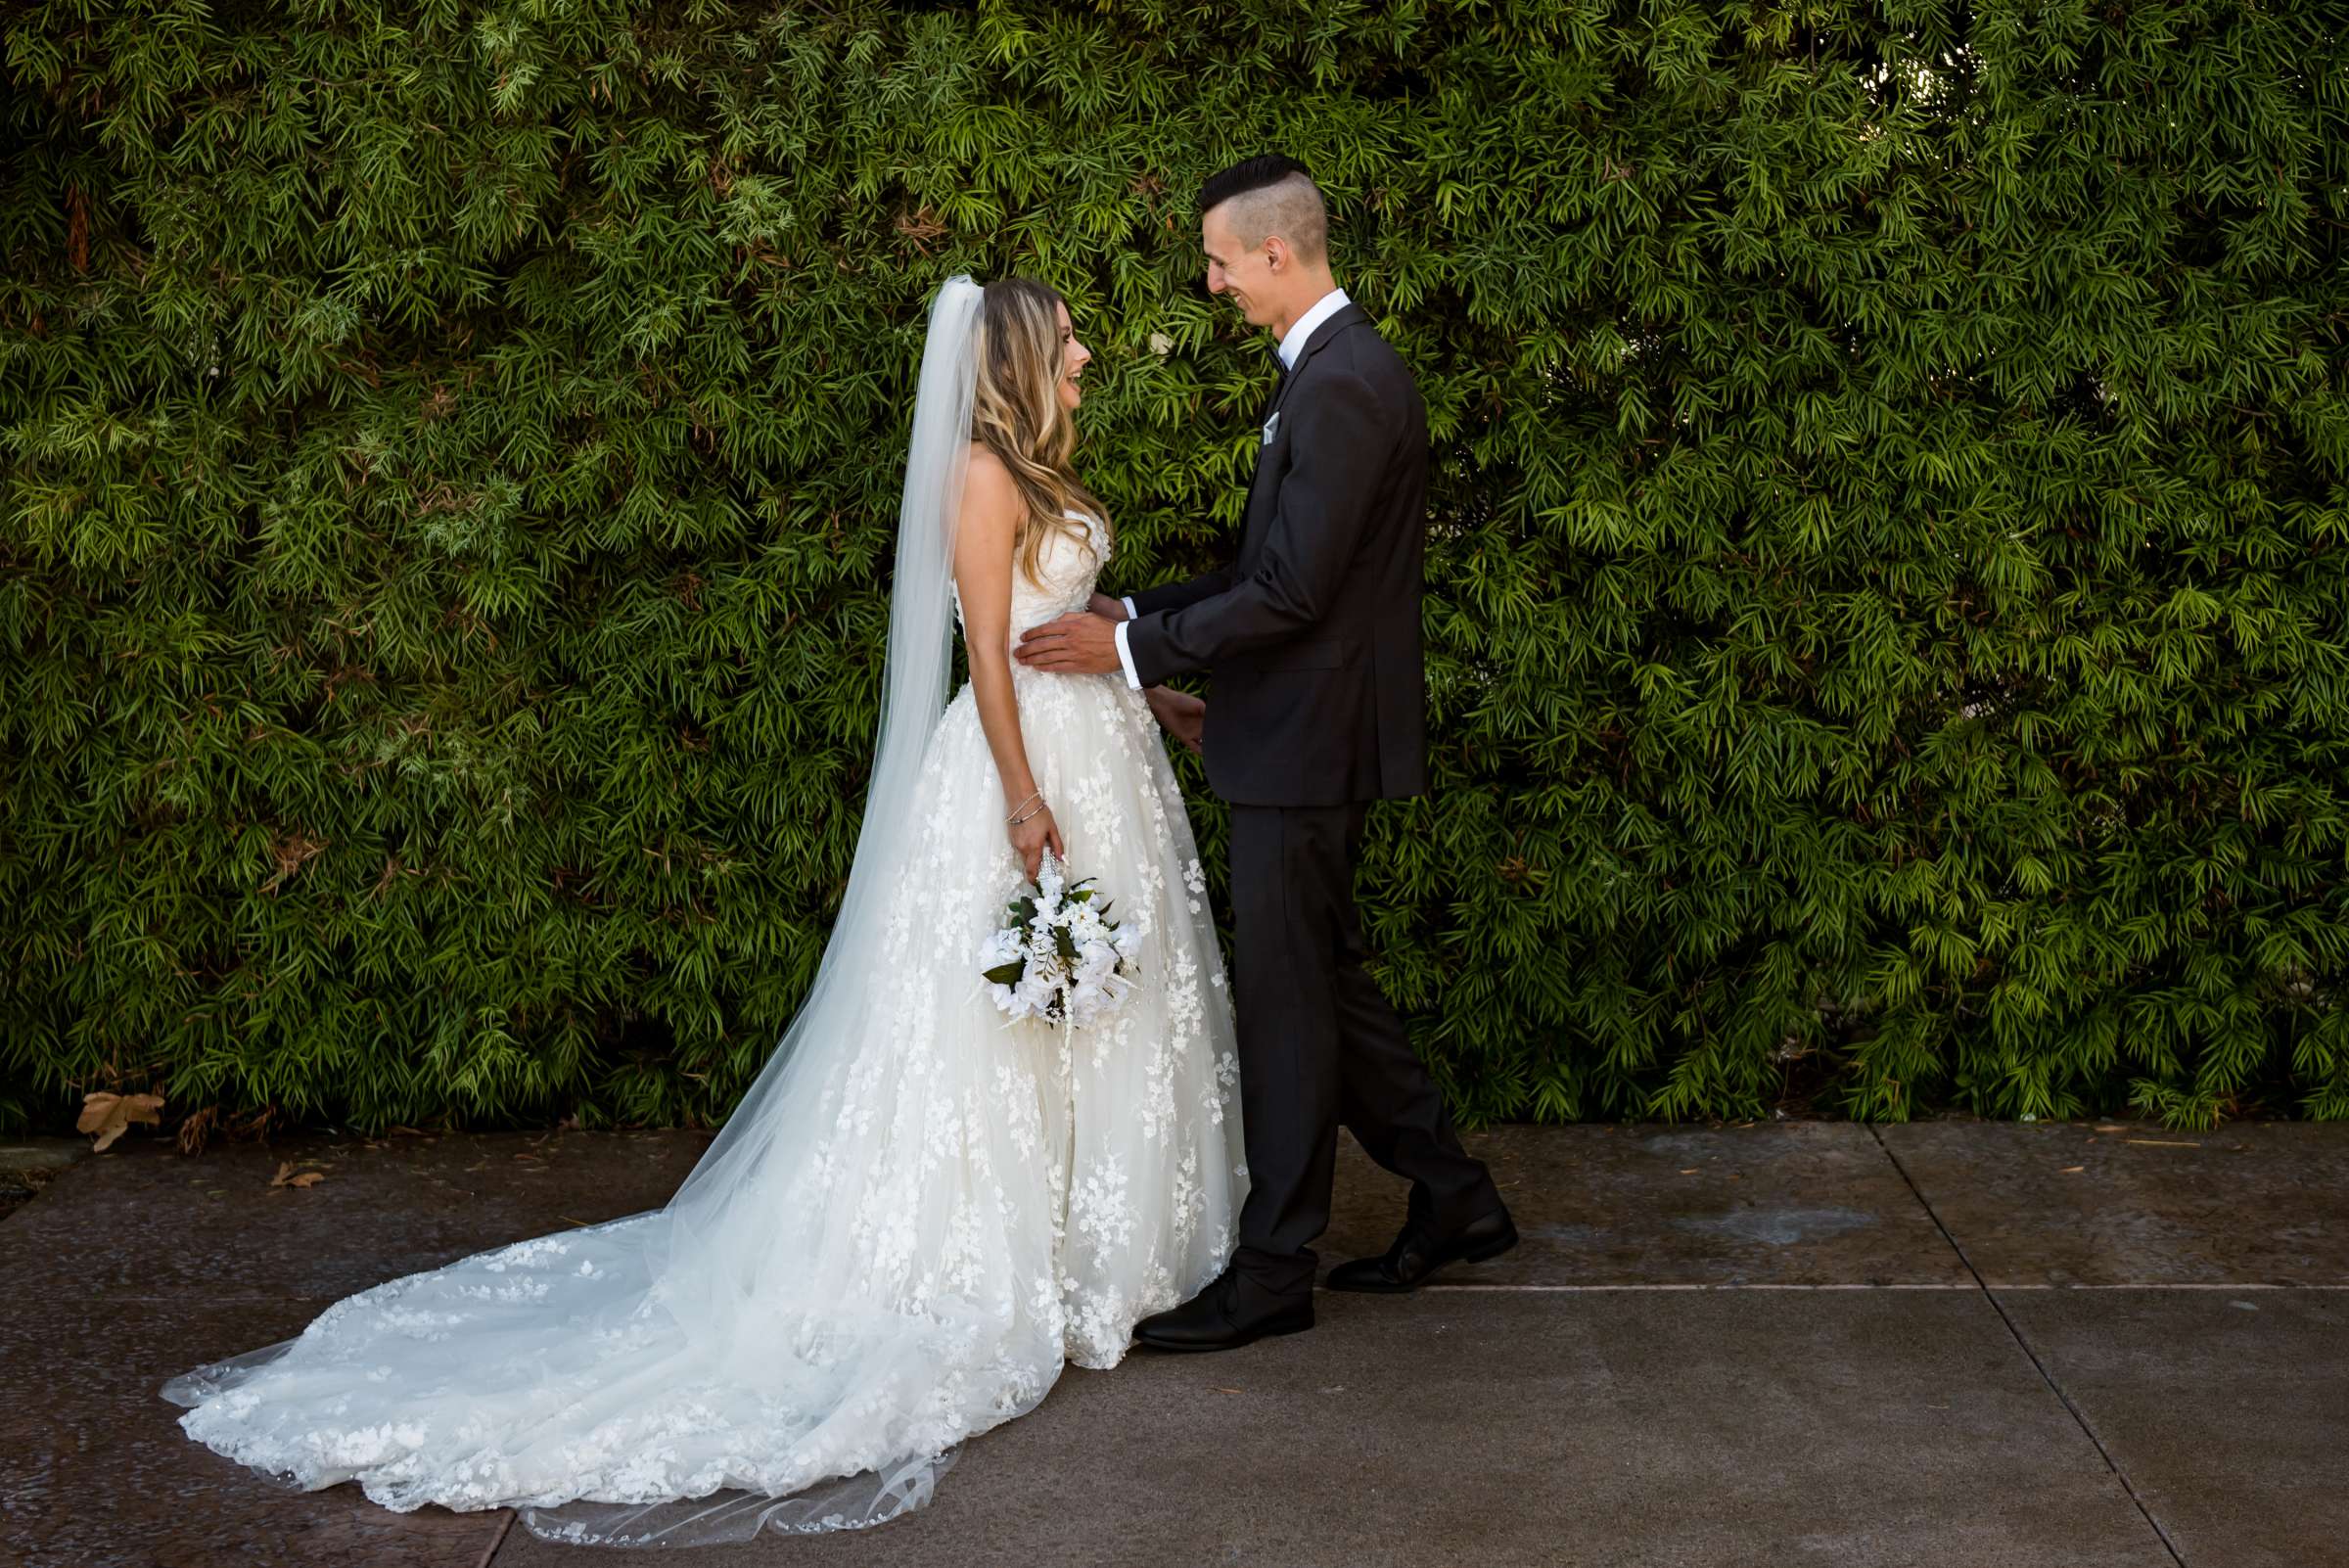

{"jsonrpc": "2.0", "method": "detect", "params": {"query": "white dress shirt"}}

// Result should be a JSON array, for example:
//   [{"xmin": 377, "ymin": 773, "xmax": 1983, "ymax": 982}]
[{"xmin": 1115, "ymin": 286, "xmax": 1353, "ymax": 689}]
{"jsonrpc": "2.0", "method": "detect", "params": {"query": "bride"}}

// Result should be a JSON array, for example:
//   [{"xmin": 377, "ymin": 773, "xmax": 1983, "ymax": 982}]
[{"xmin": 161, "ymin": 273, "xmax": 1248, "ymax": 1546}]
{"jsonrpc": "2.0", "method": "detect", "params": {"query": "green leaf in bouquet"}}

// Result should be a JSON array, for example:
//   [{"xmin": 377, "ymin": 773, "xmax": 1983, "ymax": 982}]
[
  {"xmin": 1054, "ymin": 927, "xmax": 1080, "ymax": 964},
  {"xmin": 982, "ymin": 961, "xmax": 1027, "ymax": 986}
]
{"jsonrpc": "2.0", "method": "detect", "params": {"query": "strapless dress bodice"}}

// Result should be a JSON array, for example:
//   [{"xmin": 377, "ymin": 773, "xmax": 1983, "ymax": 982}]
[{"xmin": 953, "ymin": 508, "xmax": 1108, "ymax": 647}]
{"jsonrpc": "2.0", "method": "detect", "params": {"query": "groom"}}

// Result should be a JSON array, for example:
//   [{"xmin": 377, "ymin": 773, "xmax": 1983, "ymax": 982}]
[{"xmin": 1016, "ymin": 154, "xmax": 1516, "ymax": 1351}]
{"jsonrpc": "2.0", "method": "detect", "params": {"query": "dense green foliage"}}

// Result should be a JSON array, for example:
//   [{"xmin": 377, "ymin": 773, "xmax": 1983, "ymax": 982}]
[{"xmin": 4, "ymin": 0, "xmax": 2344, "ymax": 1136}]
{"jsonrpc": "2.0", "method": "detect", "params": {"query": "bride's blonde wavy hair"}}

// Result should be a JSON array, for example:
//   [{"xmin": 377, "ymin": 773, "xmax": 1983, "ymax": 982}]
[{"xmin": 974, "ymin": 277, "xmax": 1109, "ymax": 587}]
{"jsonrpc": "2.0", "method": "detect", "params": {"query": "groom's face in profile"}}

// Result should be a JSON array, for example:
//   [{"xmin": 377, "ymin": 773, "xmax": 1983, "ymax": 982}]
[{"xmin": 1201, "ymin": 206, "xmax": 1278, "ymax": 331}]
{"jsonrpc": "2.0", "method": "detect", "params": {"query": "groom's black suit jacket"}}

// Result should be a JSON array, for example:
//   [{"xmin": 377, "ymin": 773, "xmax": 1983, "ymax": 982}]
[{"xmin": 1124, "ymin": 301, "xmax": 1428, "ymax": 807}]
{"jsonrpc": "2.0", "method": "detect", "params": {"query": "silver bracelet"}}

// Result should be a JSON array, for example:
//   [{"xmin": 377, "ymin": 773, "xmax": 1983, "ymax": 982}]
[{"xmin": 1006, "ymin": 791, "xmax": 1044, "ymax": 825}]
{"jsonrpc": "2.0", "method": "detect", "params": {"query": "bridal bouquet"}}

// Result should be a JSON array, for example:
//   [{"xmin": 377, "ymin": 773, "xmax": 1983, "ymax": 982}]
[{"xmin": 979, "ymin": 851, "xmax": 1141, "ymax": 1029}]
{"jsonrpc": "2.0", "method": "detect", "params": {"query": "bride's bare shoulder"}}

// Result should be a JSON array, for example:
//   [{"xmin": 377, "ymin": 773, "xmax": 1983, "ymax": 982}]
[
  {"xmin": 964, "ymin": 442, "xmax": 1010, "ymax": 487},
  {"xmin": 959, "ymin": 444, "xmax": 1020, "ymax": 535}
]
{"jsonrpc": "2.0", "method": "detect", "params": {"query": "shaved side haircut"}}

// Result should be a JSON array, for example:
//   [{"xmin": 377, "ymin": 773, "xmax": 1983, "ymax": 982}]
[{"xmin": 1199, "ymin": 154, "xmax": 1330, "ymax": 265}]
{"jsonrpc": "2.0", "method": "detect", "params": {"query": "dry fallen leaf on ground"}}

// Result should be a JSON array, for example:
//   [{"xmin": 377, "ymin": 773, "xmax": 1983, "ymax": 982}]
[
  {"xmin": 2124, "ymin": 1138, "xmax": 2200, "ymax": 1148},
  {"xmin": 175, "ymin": 1104, "xmax": 219, "ymax": 1156},
  {"xmin": 2060, "ymin": 1166, "xmax": 2086, "ymax": 1174},
  {"xmin": 78, "ymin": 1091, "xmax": 164, "ymax": 1152},
  {"xmin": 269, "ymin": 1161, "xmax": 326, "ymax": 1189}
]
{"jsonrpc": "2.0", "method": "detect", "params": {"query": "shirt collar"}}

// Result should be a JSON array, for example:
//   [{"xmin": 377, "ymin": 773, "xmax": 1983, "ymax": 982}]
[{"xmin": 1277, "ymin": 286, "xmax": 1352, "ymax": 370}]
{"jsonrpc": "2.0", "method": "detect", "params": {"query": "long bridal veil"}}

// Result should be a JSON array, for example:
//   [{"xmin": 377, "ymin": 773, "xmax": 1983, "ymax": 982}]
[
  {"xmin": 161, "ymin": 275, "xmax": 990, "ymax": 1546},
  {"xmin": 657, "ymin": 279, "xmax": 979, "ymax": 1252}
]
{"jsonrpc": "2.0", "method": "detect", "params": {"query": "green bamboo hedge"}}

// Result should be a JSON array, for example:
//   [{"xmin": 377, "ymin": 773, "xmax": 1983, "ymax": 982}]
[{"xmin": 4, "ymin": 0, "xmax": 2344, "ymax": 1136}]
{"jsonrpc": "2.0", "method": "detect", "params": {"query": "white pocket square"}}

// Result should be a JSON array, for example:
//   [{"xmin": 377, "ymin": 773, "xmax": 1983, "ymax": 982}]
[{"xmin": 1260, "ymin": 411, "xmax": 1281, "ymax": 446}]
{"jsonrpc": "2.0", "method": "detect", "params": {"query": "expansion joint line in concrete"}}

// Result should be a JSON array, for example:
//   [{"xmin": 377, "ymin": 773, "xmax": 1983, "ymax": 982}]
[
  {"xmin": 1412, "ymin": 1281, "xmax": 2349, "ymax": 1292},
  {"xmin": 1867, "ymin": 1127, "xmax": 2189, "ymax": 1568},
  {"xmin": 478, "ymin": 1508, "xmax": 516, "ymax": 1566}
]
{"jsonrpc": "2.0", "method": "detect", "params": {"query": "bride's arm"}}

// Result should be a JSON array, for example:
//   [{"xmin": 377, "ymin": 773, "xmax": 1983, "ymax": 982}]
[{"xmin": 953, "ymin": 454, "xmax": 1066, "ymax": 882}]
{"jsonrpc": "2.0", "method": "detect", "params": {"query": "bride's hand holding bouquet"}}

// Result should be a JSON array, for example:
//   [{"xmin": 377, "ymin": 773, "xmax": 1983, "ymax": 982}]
[{"xmin": 1004, "ymin": 783, "xmax": 1065, "ymax": 883}]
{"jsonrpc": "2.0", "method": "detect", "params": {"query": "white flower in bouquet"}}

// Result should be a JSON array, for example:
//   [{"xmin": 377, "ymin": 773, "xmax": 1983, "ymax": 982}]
[{"xmin": 979, "ymin": 851, "xmax": 1140, "ymax": 1029}]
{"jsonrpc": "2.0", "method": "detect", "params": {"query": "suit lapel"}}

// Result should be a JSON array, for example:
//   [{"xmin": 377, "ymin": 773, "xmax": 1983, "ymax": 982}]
[
  {"xmin": 1264, "ymin": 301, "xmax": 1364, "ymax": 428},
  {"xmin": 1255, "ymin": 364, "xmax": 1291, "ymax": 433},
  {"xmin": 1249, "ymin": 301, "xmax": 1366, "ymax": 516}
]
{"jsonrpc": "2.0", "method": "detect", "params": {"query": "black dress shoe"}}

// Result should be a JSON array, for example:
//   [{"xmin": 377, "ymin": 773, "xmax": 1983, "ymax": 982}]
[
  {"xmin": 1324, "ymin": 1206, "xmax": 1519, "ymax": 1294},
  {"xmin": 1131, "ymin": 1267, "xmax": 1313, "ymax": 1353}
]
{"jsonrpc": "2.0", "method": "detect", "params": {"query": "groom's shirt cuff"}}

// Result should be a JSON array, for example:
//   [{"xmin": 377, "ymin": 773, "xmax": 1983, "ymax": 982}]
[{"xmin": 1112, "ymin": 617, "xmax": 1143, "ymax": 690}]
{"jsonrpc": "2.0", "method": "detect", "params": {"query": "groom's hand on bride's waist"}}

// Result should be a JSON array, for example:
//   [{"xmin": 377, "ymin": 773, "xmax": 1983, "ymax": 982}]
[{"xmin": 1015, "ymin": 612, "xmax": 1121, "ymax": 674}]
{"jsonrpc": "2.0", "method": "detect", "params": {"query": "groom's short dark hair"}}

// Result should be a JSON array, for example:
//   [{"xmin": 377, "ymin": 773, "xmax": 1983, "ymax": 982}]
[{"xmin": 1198, "ymin": 155, "xmax": 1329, "ymax": 264}]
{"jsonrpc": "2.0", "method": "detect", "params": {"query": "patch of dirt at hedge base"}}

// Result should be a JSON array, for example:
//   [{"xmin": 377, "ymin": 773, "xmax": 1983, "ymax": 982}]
[
  {"xmin": 0, "ymin": 1144, "xmax": 85, "ymax": 1223},
  {"xmin": 0, "ymin": 1166, "xmax": 61, "ymax": 1222}
]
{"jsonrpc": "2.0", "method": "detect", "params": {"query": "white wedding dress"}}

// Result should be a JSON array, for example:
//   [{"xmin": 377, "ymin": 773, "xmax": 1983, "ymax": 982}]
[{"xmin": 161, "ymin": 504, "xmax": 1248, "ymax": 1545}]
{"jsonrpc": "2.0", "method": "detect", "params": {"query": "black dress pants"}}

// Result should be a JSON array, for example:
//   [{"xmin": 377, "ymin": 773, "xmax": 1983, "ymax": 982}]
[{"xmin": 1225, "ymin": 802, "xmax": 1500, "ymax": 1302}]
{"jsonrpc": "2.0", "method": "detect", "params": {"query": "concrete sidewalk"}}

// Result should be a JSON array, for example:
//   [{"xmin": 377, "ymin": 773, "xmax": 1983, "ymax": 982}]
[{"xmin": 3, "ymin": 1117, "xmax": 2343, "ymax": 1567}]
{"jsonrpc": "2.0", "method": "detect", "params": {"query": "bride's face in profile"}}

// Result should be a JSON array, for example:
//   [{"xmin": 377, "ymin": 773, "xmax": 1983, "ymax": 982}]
[{"xmin": 1054, "ymin": 300, "xmax": 1092, "ymax": 413}]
